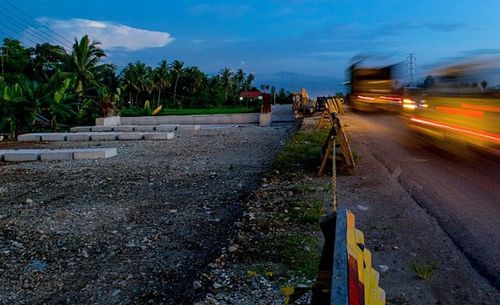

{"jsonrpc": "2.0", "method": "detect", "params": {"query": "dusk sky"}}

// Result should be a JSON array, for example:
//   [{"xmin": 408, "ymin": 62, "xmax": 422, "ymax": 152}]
[{"xmin": 3, "ymin": 0, "xmax": 500, "ymax": 93}]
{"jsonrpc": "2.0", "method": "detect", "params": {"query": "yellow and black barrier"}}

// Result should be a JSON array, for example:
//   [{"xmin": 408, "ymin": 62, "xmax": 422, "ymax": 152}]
[{"xmin": 311, "ymin": 208, "xmax": 386, "ymax": 305}]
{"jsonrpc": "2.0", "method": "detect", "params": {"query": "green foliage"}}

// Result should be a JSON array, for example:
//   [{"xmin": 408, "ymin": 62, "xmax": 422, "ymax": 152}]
[
  {"xmin": 411, "ymin": 260, "xmax": 437, "ymax": 280},
  {"xmin": 120, "ymin": 106, "xmax": 258, "ymax": 117},
  {"xmin": 0, "ymin": 36, "xmax": 290, "ymax": 134}
]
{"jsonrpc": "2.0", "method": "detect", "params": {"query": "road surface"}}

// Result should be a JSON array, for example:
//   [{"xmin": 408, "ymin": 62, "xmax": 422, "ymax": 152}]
[{"xmin": 345, "ymin": 111, "xmax": 500, "ymax": 290}]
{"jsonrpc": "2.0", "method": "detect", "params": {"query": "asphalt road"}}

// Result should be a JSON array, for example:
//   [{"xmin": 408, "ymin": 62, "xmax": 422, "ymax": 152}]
[{"xmin": 346, "ymin": 111, "xmax": 500, "ymax": 291}]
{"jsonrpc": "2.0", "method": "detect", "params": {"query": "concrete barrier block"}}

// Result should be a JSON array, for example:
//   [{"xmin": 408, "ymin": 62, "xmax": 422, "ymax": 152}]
[
  {"xmin": 18, "ymin": 134, "xmax": 42, "ymax": 142},
  {"xmin": 114, "ymin": 126, "xmax": 135, "ymax": 132},
  {"xmin": 66, "ymin": 133, "xmax": 91, "ymax": 141},
  {"xmin": 133, "ymin": 126, "xmax": 156, "ymax": 132},
  {"xmin": 121, "ymin": 116, "xmax": 157, "ymax": 125},
  {"xmin": 176, "ymin": 125, "xmax": 200, "ymax": 131},
  {"xmin": 73, "ymin": 148, "xmax": 117, "ymax": 160},
  {"xmin": 117, "ymin": 133, "xmax": 144, "ymax": 140},
  {"xmin": 91, "ymin": 126, "xmax": 114, "ymax": 132},
  {"xmin": 157, "ymin": 115, "xmax": 195, "ymax": 125},
  {"xmin": 70, "ymin": 126, "xmax": 92, "ymax": 132},
  {"xmin": 259, "ymin": 113, "xmax": 272, "ymax": 127},
  {"xmin": 3, "ymin": 150, "xmax": 41, "ymax": 161},
  {"xmin": 143, "ymin": 132, "xmax": 175, "ymax": 140},
  {"xmin": 96, "ymin": 116, "xmax": 121, "ymax": 126},
  {"xmin": 91, "ymin": 133, "xmax": 118, "ymax": 141},
  {"xmin": 41, "ymin": 133, "xmax": 67, "ymax": 141},
  {"xmin": 40, "ymin": 150, "xmax": 74, "ymax": 161},
  {"xmin": 157, "ymin": 124, "xmax": 178, "ymax": 132}
]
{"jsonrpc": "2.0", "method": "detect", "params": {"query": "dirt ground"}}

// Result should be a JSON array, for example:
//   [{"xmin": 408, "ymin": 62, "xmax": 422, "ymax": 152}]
[{"xmin": 0, "ymin": 124, "xmax": 296, "ymax": 305}]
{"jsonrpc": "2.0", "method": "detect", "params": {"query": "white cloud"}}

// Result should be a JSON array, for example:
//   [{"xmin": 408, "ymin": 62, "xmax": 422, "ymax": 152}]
[{"xmin": 35, "ymin": 18, "xmax": 174, "ymax": 51}]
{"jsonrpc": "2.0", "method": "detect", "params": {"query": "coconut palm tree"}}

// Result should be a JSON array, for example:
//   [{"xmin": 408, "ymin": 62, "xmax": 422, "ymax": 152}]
[
  {"xmin": 151, "ymin": 60, "xmax": 170, "ymax": 106},
  {"xmin": 67, "ymin": 35, "xmax": 106, "ymax": 94},
  {"xmin": 219, "ymin": 68, "xmax": 234, "ymax": 103},
  {"xmin": 170, "ymin": 60, "xmax": 184, "ymax": 108}
]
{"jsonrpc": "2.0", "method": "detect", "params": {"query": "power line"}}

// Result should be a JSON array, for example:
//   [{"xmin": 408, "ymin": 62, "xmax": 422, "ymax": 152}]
[
  {"xmin": 0, "ymin": 20, "xmax": 38, "ymax": 45},
  {"xmin": 0, "ymin": 0, "xmax": 73, "ymax": 48},
  {"xmin": 0, "ymin": 4, "xmax": 71, "ymax": 49},
  {"xmin": 0, "ymin": 10, "xmax": 54, "ymax": 46}
]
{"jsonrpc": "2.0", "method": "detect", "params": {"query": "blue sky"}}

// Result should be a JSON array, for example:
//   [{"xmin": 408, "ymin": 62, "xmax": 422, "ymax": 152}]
[{"xmin": 3, "ymin": 0, "xmax": 500, "ymax": 92}]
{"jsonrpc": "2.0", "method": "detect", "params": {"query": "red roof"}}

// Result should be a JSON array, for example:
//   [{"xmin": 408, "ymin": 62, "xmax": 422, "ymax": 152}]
[{"xmin": 240, "ymin": 91, "xmax": 262, "ymax": 98}]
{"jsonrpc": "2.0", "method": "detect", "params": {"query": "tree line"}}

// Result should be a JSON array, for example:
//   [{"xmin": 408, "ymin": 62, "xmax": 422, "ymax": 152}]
[{"xmin": 0, "ymin": 35, "xmax": 291, "ymax": 136}]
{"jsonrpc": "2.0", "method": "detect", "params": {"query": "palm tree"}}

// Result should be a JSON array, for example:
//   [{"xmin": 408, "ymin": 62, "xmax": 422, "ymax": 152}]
[
  {"xmin": 245, "ymin": 73, "xmax": 255, "ymax": 91},
  {"xmin": 119, "ymin": 62, "xmax": 152, "ymax": 107},
  {"xmin": 170, "ymin": 60, "xmax": 184, "ymax": 108},
  {"xmin": 219, "ymin": 68, "xmax": 234, "ymax": 104},
  {"xmin": 67, "ymin": 35, "xmax": 106, "ymax": 94},
  {"xmin": 151, "ymin": 60, "xmax": 170, "ymax": 106}
]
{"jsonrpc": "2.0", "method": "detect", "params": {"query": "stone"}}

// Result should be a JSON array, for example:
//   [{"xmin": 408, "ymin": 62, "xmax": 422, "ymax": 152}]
[
  {"xmin": 70, "ymin": 126, "xmax": 92, "ymax": 132},
  {"xmin": 17, "ymin": 134, "xmax": 41, "ymax": 142},
  {"xmin": 3, "ymin": 150, "xmax": 40, "ymax": 161},
  {"xmin": 113, "ymin": 126, "xmax": 135, "ymax": 132},
  {"xmin": 95, "ymin": 116, "xmax": 120, "ymax": 126},
  {"xmin": 143, "ymin": 132, "xmax": 175, "ymax": 140},
  {"xmin": 91, "ymin": 133, "xmax": 118, "ymax": 141},
  {"xmin": 40, "ymin": 149, "xmax": 74, "ymax": 161},
  {"xmin": 117, "ymin": 133, "xmax": 144, "ymax": 140},
  {"xmin": 91, "ymin": 126, "xmax": 114, "ymax": 132},
  {"xmin": 193, "ymin": 281, "xmax": 203, "ymax": 289},
  {"xmin": 134, "ymin": 126, "xmax": 156, "ymax": 132},
  {"xmin": 259, "ymin": 112, "xmax": 272, "ymax": 127},
  {"xmin": 156, "ymin": 124, "xmax": 178, "ymax": 132},
  {"xmin": 41, "ymin": 133, "xmax": 67, "ymax": 141},
  {"xmin": 66, "ymin": 133, "xmax": 91, "ymax": 141},
  {"xmin": 25, "ymin": 198, "xmax": 34, "ymax": 204},
  {"xmin": 73, "ymin": 148, "xmax": 117, "ymax": 160}
]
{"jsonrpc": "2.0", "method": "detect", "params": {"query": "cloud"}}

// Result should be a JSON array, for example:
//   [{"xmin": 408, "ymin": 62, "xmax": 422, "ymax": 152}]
[
  {"xmin": 459, "ymin": 48, "xmax": 500, "ymax": 55},
  {"xmin": 35, "ymin": 18, "xmax": 174, "ymax": 51}
]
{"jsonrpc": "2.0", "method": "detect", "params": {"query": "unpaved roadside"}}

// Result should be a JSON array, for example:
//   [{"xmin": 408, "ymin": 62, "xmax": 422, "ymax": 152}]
[
  {"xmin": 0, "ymin": 125, "xmax": 296, "ymax": 305},
  {"xmin": 195, "ymin": 114, "xmax": 500, "ymax": 305}
]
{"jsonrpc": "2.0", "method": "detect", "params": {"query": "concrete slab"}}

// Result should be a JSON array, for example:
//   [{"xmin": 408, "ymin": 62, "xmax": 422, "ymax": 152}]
[
  {"xmin": 143, "ymin": 132, "xmax": 175, "ymax": 140},
  {"xmin": 117, "ymin": 133, "xmax": 144, "ymax": 140},
  {"xmin": 91, "ymin": 126, "xmax": 114, "ymax": 132},
  {"xmin": 96, "ymin": 116, "xmax": 120, "ymax": 126},
  {"xmin": 73, "ymin": 148, "xmax": 117, "ymax": 160},
  {"xmin": 259, "ymin": 112, "xmax": 272, "ymax": 127},
  {"xmin": 41, "ymin": 133, "xmax": 67, "ymax": 141},
  {"xmin": 157, "ymin": 124, "xmax": 178, "ymax": 132},
  {"xmin": 0, "ymin": 150, "xmax": 7, "ymax": 161},
  {"xmin": 113, "ymin": 126, "xmax": 135, "ymax": 132},
  {"xmin": 121, "ymin": 116, "xmax": 158, "ymax": 125},
  {"xmin": 133, "ymin": 126, "xmax": 156, "ymax": 132},
  {"xmin": 176, "ymin": 125, "xmax": 201, "ymax": 131},
  {"xmin": 90, "ymin": 133, "xmax": 118, "ymax": 141},
  {"xmin": 70, "ymin": 126, "xmax": 92, "ymax": 132},
  {"xmin": 40, "ymin": 149, "xmax": 74, "ymax": 161},
  {"xmin": 66, "ymin": 133, "xmax": 91, "ymax": 141},
  {"xmin": 17, "ymin": 134, "xmax": 41, "ymax": 142},
  {"xmin": 3, "ymin": 150, "xmax": 41, "ymax": 161}
]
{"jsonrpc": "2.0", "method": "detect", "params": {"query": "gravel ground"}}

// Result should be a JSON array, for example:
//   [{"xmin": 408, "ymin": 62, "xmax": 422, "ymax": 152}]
[{"xmin": 0, "ymin": 124, "xmax": 296, "ymax": 305}]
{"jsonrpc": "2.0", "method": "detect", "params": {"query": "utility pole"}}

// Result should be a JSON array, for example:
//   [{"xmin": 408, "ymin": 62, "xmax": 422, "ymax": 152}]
[{"xmin": 407, "ymin": 53, "xmax": 416, "ymax": 86}]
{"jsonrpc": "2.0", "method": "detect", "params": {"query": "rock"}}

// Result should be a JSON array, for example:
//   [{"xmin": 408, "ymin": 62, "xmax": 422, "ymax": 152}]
[
  {"xmin": 287, "ymin": 190, "xmax": 293, "ymax": 197},
  {"xmin": 25, "ymin": 198, "xmax": 34, "ymax": 204},
  {"xmin": 213, "ymin": 282, "xmax": 223, "ymax": 289},
  {"xmin": 11, "ymin": 241, "xmax": 23, "ymax": 248},
  {"xmin": 393, "ymin": 246, "xmax": 400, "ymax": 250},
  {"xmin": 378, "ymin": 265, "xmax": 389, "ymax": 273},
  {"xmin": 193, "ymin": 280, "xmax": 203, "ymax": 289},
  {"xmin": 81, "ymin": 249, "xmax": 89, "ymax": 258},
  {"xmin": 228, "ymin": 244, "xmax": 239, "ymax": 253}
]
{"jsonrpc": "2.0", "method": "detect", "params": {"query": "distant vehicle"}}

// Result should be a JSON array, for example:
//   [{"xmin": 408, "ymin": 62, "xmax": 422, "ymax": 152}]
[
  {"xmin": 406, "ymin": 60, "xmax": 500, "ymax": 155},
  {"xmin": 348, "ymin": 63, "xmax": 403, "ymax": 111}
]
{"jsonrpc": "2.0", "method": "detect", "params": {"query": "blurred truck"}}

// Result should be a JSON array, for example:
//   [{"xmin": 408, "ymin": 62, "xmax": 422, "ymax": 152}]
[
  {"xmin": 405, "ymin": 60, "xmax": 500, "ymax": 155},
  {"xmin": 348, "ymin": 62, "xmax": 403, "ymax": 111}
]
